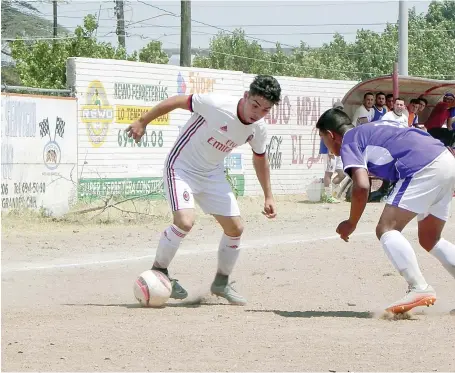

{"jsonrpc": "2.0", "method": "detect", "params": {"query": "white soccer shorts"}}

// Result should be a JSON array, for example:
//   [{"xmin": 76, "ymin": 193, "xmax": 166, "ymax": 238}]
[
  {"xmin": 386, "ymin": 149, "xmax": 455, "ymax": 222},
  {"xmin": 324, "ymin": 154, "xmax": 343, "ymax": 173},
  {"xmin": 163, "ymin": 167, "xmax": 240, "ymax": 217}
]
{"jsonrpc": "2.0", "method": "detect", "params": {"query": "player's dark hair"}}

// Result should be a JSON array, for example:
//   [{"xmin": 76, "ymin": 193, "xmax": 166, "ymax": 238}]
[
  {"xmin": 376, "ymin": 91, "xmax": 386, "ymax": 97},
  {"xmin": 249, "ymin": 75, "xmax": 281, "ymax": 105},
  {"xmin": 410, "ymin": 98, "xmax": 420, "ymax": 104},
  {"xmin": 316, "ymin": 108, "xmax": 354, "ymax": 136},
  {"xmin": 364, "ymin": 92, "xmax": 374, "ymax": 99},
  {"xmin": 386, "ymin": 93, "xmax": 394, "ymax": 100},
  {"xmin": 418, "ymin": 97, "xmax": 428, "ymax": 105}
]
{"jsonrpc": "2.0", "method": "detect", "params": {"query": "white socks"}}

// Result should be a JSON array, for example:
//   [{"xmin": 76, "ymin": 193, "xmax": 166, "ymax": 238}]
[
  {"xmin": 380, "ymin": 230, "xmax": 428, "ymax": 290},
  {"xmin": 217, "ymin": 234, "xmax": 241, "ymax": 276},
  {"xmin": 430, "ymin": 238, "xmax": 455, "ymax": 278},
  {"xmin": 324, "ymin": 186, "xmax": 332, "ymax": 197},
  {"xmin": 154, "ymin": 224, "xmax": 188, "ymax": 269}
]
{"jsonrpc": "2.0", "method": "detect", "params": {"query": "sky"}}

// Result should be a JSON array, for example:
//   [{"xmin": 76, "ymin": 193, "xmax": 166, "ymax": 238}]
[{"xmin": 31, "ymin": 0, "xmax": 432, "ymax": 65}]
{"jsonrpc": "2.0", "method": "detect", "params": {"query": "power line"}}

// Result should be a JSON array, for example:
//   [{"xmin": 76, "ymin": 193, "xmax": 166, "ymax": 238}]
[{"xmin": 136, "ymin": 1, "xmax": 299, "ymax": 48}]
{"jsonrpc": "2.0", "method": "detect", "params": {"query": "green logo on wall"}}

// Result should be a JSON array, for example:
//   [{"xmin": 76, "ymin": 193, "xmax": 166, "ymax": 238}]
[{"xmin": 78, "ymin": 175, "xmax": 245, "ymax": 201}]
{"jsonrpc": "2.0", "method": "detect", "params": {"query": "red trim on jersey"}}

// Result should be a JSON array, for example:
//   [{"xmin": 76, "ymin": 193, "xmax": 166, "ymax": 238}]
[
  {"xmin": 237, "ymin": 98, "xmax": 252, "ymax": 125},
  {"xmin": 187, "ymin": 94, "xmax": 194, "ymax": 112},
  {"xmin": 253, "ymin": 150, "xmax": 266, "ymax": 157}
]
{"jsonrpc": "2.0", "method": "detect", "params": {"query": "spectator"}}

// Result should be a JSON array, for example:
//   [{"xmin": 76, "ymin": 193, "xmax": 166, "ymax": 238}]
[
  {"xmin": 318, "ymin": 100, "xmax": 346, "ymax": 203},
  {"xmin": 449, "ymin": 105, "xmax": 455, "ymax": 130},
  {"xmin": 352, "ymin": 92, "xmax": 375, "ymax": 126},
  {"xmin": 372, "ymin": 92, "xmax": 387, "ymax": 121},
  {"xmin": 425, "ymin": 92, "xmax": 455, "ymax": 146},
  {"xmin": 386, "ymin": 94, "xmax": 394, "ymax": 111},
  {"xmin": 407, "ymin": 98, "xmax": 421, "ymax": 127},
  {"xmin": 418, "ymin": 97, "xmax": 428, "ymax": 114},
  {"xmin": 382, "ymin": 97, "xmax": 408, "ymax": 127}
]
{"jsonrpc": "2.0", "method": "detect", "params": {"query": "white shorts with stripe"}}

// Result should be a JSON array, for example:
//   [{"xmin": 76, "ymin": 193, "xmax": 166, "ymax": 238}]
[
  {"xmin": 163, "ymin": 167, "xmax": 240, "ymax": 216},
  {"xmin": 386, "ymin": 149, "xmax": 455, "ymax": 221}
]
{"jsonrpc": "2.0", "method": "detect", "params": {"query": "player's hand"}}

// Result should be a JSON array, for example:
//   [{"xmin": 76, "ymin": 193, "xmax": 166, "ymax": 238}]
[
  {"xmin": 126, "ymin": 120, "xmax": 146, "ymax": 143},
  {"xmin": 262, "ymin": 197, "xmax": 276, "ymax": 219},
  {"xmin": 336, "ymin": 220, "xmax": 356, "ymax": 242}
]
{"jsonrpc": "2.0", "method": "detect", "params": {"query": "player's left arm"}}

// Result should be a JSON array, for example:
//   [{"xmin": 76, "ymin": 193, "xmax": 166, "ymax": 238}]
[
  {"xmin": 250, "ymin": 125, "xmax": 275, "ymax": 218},
  {"xmin": 337, "ymin": 142, "xmax": 369, "ymax": 241},
  {"xmin": 347, "ymin": 167, "xmax": 370, "ymax": 226}
]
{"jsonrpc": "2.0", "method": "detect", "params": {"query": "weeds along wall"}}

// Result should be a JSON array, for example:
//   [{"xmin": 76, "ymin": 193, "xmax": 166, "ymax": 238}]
[
  {"xmin": 1, "ymin": 58, "xmax": 358, "ymax": 216},
  {"xmin": 1, "ymin": 93, "xmax": 78, "ymax": 216},
  {"xmin": 67, "ymin": 57, "xmax": 357, "ymax": 203}
]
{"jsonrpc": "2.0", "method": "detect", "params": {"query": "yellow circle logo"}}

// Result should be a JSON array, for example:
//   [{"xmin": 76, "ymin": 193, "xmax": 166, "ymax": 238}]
[{"xmin": 80, "ymin": 80, "xmax": 114, "ymax": 148}]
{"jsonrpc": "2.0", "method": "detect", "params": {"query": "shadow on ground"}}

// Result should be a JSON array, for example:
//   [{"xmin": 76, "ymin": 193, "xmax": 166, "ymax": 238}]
[{"xmin": 245, "ymin": 309, "xmax": 375, "ymax": 319}]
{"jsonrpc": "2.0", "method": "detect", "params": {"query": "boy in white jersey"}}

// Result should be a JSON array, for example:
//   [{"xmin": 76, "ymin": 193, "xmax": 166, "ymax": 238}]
[
  {"xmin": 126, "ymin": 75, "xmax": 281, "ymax": 305},
  {"xmin": 317, "ymin": 108, "xmax": 455, "ymax": 314}
]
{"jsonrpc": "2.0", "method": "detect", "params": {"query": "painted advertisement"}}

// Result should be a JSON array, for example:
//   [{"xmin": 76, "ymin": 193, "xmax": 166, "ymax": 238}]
[
  {"xmin": 1, "ymin": 93, "xmax": 78, "ymax": 216},
  {"xmin": 67, "ymin": 57, "xmax": 245, "ymax": 200},
  {"xmin": 67, "ymin": 58, "xmax": 356, "ymax": 200}
]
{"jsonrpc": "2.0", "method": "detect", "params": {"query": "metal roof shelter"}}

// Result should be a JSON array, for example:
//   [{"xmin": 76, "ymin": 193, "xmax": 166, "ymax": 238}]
[{"xmin": 341, "ymin": 74, "xmax": 455, "ymax": 123}]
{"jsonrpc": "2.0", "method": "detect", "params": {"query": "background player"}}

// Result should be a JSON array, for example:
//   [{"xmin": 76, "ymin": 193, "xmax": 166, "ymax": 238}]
[
  {"xmin": 126, "ymin": 75, "xmax": 281, "ymax": 305},
  {"xmin": 316, "ymin": 108, "xmax": 455, "ymax": 314}
]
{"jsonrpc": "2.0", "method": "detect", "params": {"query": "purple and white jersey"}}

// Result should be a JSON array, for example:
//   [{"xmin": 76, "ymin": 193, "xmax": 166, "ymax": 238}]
[{"xmin": 340, "ymin": 120, "xmax": 447, "ymax": 182}]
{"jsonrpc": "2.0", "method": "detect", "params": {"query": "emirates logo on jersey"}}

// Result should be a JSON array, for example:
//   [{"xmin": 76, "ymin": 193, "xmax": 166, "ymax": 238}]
[{"xmin": 207, "ymin": 137, "xmax": 238, "ymax": 152}]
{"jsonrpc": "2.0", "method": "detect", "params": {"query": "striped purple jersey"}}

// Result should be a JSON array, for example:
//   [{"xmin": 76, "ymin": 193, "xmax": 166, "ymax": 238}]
[{"xmin": 341, "ymin": 120, "xmax": 447, "ymax": 182}]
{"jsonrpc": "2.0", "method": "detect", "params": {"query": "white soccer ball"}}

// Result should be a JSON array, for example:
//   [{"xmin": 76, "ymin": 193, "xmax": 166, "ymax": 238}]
[{"xmin": 133, "ymin": 269, "xmax": 172, "ymax": 307}]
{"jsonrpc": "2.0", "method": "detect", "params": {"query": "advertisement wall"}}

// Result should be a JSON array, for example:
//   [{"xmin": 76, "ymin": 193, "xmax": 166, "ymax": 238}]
[
  {"xmin": 67, "ymin": 57, "xmax": 357, "ymax": 201},
  {"xmin": 1, "ymin": 93, "xmax": 78, "ymax": 216}
]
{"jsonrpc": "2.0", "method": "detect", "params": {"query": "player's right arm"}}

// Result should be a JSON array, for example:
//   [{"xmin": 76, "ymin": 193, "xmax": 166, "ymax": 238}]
[
  {"xmin": 136, "ymin": 95, "xmax": 191, "ymax": 127},
  {"xmin": 127, "ymin": 94, "xmax": 215, "ymax": 142}
]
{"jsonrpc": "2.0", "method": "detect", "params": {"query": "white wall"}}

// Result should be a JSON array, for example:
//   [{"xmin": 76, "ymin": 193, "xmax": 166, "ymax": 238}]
[
  {"xmin": 1, "ymin": 94, "xmax": 78, "ymax": 216},
  {"xmin": 66, "ymin": 57, "xmax": 357, "ymax": 201}
]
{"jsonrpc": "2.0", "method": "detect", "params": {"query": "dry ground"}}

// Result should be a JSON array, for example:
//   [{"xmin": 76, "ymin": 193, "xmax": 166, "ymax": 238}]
[{"xmin": 2, "ymin": 195, "xmax": 455, "ymax": 372}]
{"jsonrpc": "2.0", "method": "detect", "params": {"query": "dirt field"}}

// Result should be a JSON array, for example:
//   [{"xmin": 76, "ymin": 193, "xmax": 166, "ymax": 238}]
[{"xmin": 2, "ymin": 195, "xmax": 455, "ymax": 372}]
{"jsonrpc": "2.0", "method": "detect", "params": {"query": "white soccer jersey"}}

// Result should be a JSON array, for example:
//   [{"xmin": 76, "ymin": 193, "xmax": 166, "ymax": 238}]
[
  {"xmin": 382, "ymin": 111, "xmax": 409, "ymax": 128},
  {"xmin": 352, "ymin": 105, "xmax": 375, "ymax": 126},
  {"xmin": 165, "ymin": 93, "xmax": 267, "ymax": 174}
]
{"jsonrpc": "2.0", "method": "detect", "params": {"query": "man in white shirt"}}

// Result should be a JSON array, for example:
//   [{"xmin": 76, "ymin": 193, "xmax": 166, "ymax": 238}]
[
  {"xmin": 382, "ymin": 97, "xmax": 409, "ymax": 127},
  {"xmin": 352, "ymin": 92, "xmax": 375, "ymax": 126},
  {"xmin": 126, "ymin": 75, "xmax": 281, "ymax": 305}
]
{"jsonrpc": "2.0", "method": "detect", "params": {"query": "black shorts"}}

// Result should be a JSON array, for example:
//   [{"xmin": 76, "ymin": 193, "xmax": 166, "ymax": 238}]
[{"xmin": 427, "ymin": 128, "xmax": 455, "ymax": 147}]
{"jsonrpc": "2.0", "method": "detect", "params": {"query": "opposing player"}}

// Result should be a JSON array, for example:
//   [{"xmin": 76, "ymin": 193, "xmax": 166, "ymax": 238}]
[
  {"xmin": 316, "ymin": 108, "xmax": 455, "ymax": 314},
  {"xmin": 126, "ymin": 75, "xmax": 281, "ymax": 305}
]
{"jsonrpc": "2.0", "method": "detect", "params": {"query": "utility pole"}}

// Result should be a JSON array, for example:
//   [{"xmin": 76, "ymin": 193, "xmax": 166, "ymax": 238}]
[
  {"xmin": 53, "ymin": 0, "xmax": 58, "ymax": 43},
  {"xmin": 115, "ymin": 0, "xmax": 126, "ymax": 50},
  {"xmin": 398, "ymin": 0, "xmax": 408, "ymax": 76},
  {"xmin": 180, "ymin": 0, "xmax": 191, "ymax": 67}
]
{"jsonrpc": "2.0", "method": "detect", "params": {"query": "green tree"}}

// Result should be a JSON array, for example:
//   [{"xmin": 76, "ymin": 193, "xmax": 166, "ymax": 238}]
[
  {"xmin": 9, "ymin": 14, "xmax": 170, "ymax": 89},
  {"xmin": 128, "ymin": 41, "xmax": 169, "ymax": 64},
  {"xmin": 193, "ymin": 0, "xmax": 453, "ymax": 81},
  {"xmin": 193, "ymin": 29, "xmax": 272, "ymax": 74},
  {"xmin": 10, "ymin": 15, "xmax": 127, "ymax": 88}
]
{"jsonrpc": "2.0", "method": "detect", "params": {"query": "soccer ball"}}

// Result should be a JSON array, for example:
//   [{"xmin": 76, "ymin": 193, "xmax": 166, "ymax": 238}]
[{"xmin": 133, "ymin": 270, "xmax": 172, "ymax": 307}]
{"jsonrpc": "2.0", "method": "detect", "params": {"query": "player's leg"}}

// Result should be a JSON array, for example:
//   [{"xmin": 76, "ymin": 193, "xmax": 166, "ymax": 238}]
[
  {"xmin": 378, "ymin": 150, "xmax": 455, "ymax": 312},
  {"xmin": 418, "ymin": 215, "xmax": 455, "ymax": 278},
  {"xmin": 417, "ymin": 154, "xmax": 455, "ymax": 278},
  {"xmin": 152, "ymin": 168, "xmax": 196, "ymax": 300},
  {"xmin": 194, "ymin": 174, "xmax": 246, "ymax": 305},
  {"xmin": 376, "ymin": 205, "xmax": 435, "ymax": 313},
  {"xmin": 322, "ymin": 155, "xmax": 339, "ymax": 203}
]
